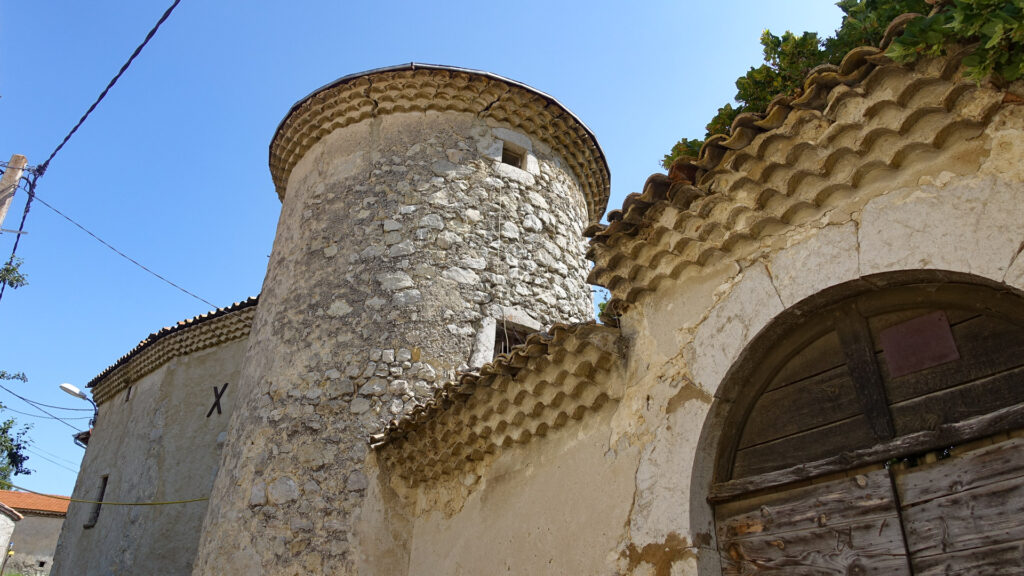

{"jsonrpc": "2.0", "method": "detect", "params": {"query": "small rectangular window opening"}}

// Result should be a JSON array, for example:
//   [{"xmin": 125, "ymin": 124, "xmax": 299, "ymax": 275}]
[
  {"xmin": 125, "ymin": 385, "xmax": 132, "ymax": 402},
  {"xmin": 39, "ymin": 561, "xmax": 47, "ymax": 568},
  {"xmin": 500, "ymin": 142, "xmax": 524, "ymax": 169},
  {"xmin": 494, "ymin": 321, "xmax": 531, "ymax": 357},
  {"xmin": 83, "ymin": 475, "xmax": 108, "ymax": 529}
]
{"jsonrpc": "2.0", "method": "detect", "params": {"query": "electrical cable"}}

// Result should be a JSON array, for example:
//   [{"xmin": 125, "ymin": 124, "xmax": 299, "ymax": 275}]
[
  {"xmin": 2, "ymin": 406, "xmax": 91, "ymax": 420},
  {"xmin": 0, "ymin": 481, "xmax": 207, "ymax": 506},
  {"xmin": 24, "ymin": 449, "xmax": 79, "ymax": 474},
  {"xmin": 0, "ymin": 383, "xmax": 85, "ymax": 432},
  {"xmin": 0, "ymin": 390, "xmax": 92, "ymax": 412},
  {"xmin": 26, "ymin": 444, "xmax": 81, "ymax": 467},
  {"xmin": 1, "ymin": 0, "xmax": 185, "ymax": 302},
  {"xmin": 32, "ymin": 194, "xmax": 215, "ymax": 307},
  {"xmin": 37, "ymin": 0, "xmax": 183, "ymax": 176}
]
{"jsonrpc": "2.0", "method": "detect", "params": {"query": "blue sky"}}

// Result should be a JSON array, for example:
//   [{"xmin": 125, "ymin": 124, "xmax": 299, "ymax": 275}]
[{"xmin": 0, "ymin": 1, "xmax": 843, "ymax": 496}]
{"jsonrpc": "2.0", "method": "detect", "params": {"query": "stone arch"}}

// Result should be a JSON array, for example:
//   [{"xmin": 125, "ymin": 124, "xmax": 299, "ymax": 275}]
[{"xmin": 689, "ymin": 270, "xmax": 1024, "ymax": 574}]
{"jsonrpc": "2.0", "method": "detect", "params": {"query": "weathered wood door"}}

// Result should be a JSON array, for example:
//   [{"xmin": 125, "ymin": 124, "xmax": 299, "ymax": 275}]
[{"xmin": 710, "ymin": 281, "xmax": 1024, "ymax": 574}]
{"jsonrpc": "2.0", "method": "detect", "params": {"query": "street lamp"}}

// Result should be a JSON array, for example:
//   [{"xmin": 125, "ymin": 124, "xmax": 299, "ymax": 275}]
[{"xmin": 59, "ymin": 383, "xmax": 97, "ymax": 448}]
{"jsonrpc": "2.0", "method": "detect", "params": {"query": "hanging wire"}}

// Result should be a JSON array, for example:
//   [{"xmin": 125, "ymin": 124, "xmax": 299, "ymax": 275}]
[
  {"xmin": 24, "ymin": 448, "xmax": 79, "ymax": 474},
  {"xmin": 0, "ymin": 0, "xmax": 187, "ymax": 304},
  {"xmin": 0, "ymin": 383, "xmax": 85, "ymax": 432},
  {"xmin": 26, "ymin": 443, "xmax": 81, "ymax": 467},
  {"xmin": 36, "ymin": 0, "xmax": 183, "ymax": 176},
  {"xmin": 32, "ymin": 194, "xmax": 216, "ymax": 307},
  {"xmin": 2, "ymin": 406, "xmax": 91, "ymax": 420}
]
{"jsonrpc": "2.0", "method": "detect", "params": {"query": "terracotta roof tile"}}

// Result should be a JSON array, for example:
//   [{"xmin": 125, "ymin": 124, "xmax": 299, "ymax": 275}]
[{"xmin": 0, "ymin": 490, "xmax": 69, "ymax": 515}]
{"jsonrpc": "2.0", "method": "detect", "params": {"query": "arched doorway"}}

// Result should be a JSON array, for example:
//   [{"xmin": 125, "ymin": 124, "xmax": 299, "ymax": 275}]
[{"xmin": 710, "ymin": 275, "xmax": 1024, "ymax": 574}]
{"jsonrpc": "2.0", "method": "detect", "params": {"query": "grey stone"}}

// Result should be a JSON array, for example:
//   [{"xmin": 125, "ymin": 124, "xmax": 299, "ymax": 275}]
[
  {"xmin": 346, "ymin": 471, "xmax": 368, "ymax": 492},
  {"xmin": 396, "ymin": 348, "xmax": 412, "ymax": 362},
  {"xmin": 389, "ymin": 240, "xmax": 416, "ymax": 257},
  {"xmin": 393, "ymin": 289, "xmax": 422, "ymax": 306},
  {"xmin": 419, "ymin": 214, "xmax": 445, "ymax": 230},
  {"xmin": 358, "ymin": 378, "xmax": 387, "ymax": 397},
  {"xmin": 418, "ymin": 364, "xmax": 437, "ymax": 382},
  {"xmin": 382, "ymin": 219, "xmax": 402, "ymax": 232},
  {"xmin": 443, "ymin": 267, "xmax": 480, "ymax": 284},
  {"xmin": 349, "ymin": 397, "xmax": 371, "ymax": 414},
  {"xmin": 249, "ymin": 481, "xmax": 267, "ymax": 507},
  {"xmin": 461, "ymin": 256, "xmax": 487, "ymax": 270},
  {"xmin": 522, "ymin": 214, "xmax": 544, "ymax": 232},
  {"xmin": 266, "ymin": 476, "xmax": 299, "ymax": 504},
  {"xmin": 436, "ymin": 231, "xmax": 458, "ymax": 249},
  {"xmin": 379, "ymin": 272, "xmax": 414, "ymax": 291},
  {"xmin": 360, "ymin": 245, "xmax": 385, "ymax": 259},
  {"xmin": 388, "ymin": 380, "xmax": 410, "ymax": 395},
  {"xmin": 500, "ymin": 222, "xmax": 520, "ymax": 239},
  {"xmin": 327, "ymin": 300, "xmax": 352, "ymax": 317},
  {"xmin": 382, "ymin": 349, "xmax": 396, "ymax": 363}
]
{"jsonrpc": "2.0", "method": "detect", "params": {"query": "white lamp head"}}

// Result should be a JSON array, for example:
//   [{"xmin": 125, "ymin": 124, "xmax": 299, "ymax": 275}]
[{"xmin": 59, "ymin": 383, "xmax": 87, "ymax": 400}]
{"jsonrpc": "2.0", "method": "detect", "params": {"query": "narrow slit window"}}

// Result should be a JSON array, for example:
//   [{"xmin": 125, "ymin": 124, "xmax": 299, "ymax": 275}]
[
  {"xmin": 500, "ymin": 141, "xmax": 524, "ymax": 168},
  {"xmin": 84, "ymin": 475, "xmax": 108, "ymax": 529},
  {"xmin": 125, "ymin": 385, "xmax": 132, "ymax": 402}
]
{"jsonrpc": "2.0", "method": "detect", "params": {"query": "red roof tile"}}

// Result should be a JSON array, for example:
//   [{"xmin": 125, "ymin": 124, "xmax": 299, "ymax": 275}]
[{"xmin": 0, "ymin": 490, "xmax": 69, "ymax": 515}]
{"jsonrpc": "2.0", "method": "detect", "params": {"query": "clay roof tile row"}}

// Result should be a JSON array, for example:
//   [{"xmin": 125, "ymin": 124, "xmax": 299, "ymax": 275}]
[{"xmin": 0, "ymin": 490, "xmax": 68, "ymax": 516}]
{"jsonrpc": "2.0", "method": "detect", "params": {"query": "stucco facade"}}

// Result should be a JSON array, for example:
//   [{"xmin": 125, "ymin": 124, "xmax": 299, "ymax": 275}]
[{"xmin": 6, "ymin": 515, "xmax": 62, "ymax": 576}]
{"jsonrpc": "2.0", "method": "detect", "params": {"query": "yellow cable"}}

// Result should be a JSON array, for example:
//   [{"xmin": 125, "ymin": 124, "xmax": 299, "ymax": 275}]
[{"xmin": 0, "ymin": 481, "xmax": 208, "ymax": 506}]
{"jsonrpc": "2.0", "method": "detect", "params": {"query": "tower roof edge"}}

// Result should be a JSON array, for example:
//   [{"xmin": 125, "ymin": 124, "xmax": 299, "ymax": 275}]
[{"xmin": 269, "ymin": 63, "xmax": 611, "ymax": 223}]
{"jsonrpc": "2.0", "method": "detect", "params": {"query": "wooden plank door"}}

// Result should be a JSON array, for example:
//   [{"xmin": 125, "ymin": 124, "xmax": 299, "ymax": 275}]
[
  {"xmin": 716, "ymin": 468, "xmax": 912, "ymax": 574},
  {"xmin": 894, "ymin": 435, "xmax": 1024, "ymax": 575}
]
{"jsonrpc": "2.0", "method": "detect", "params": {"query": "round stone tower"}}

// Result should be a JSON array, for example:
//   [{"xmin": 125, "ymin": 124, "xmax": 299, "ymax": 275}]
[{"xmin": 193, "ymin": 64, "xmax": 609, "ymax": 574}]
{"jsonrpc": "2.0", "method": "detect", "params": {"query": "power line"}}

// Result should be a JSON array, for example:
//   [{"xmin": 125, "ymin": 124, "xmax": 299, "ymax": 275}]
[
  {"xmin": 25, "ymin": 449, "xmax": 79, "ymax": 474},
  {"xmin": 37, "ymin": 0, "xmax": 183, "ymax": 176},
  {"xmin": 33, "ymin": 194, "xmax": 215, "ymax": 308},
  {"xmin": 1, "ymin": 0, "xmax": 185, "ymax": 301},
  {"xmin": 26, "ymin": 444, "xmax": 81, "ymax": 467},
  {"xmin": 0, "ymin": 383, "xmax": 84, "ymax": 432},
  {"xmin": 2, "ymin": 406, "xmax": 91, "ymax": 420},
  {"xmin": 0, "ymin": 388, "xmax": 92, "ymax": 412}
]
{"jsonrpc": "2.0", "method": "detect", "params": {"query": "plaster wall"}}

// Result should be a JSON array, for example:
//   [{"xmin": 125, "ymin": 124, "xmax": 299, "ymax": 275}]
[
  {"xmin": 0, "ymin": 516, "xmax": 14, "ymax": 572},
  {"xmin": 194, "ymin": 109, "xmax": 594, "ymax": 575},
  {"xmin": 6, "ymin": 515, "xmax": 63, "ymax": 576},
  {"xmin": 603, "ymin": 102, "xmax": 1024, "ymax": 575},
  {"xmin": 50, "ymin": 337, "xmax": 247, "ymax": 576},
  {"xmin": 410, "ymin": 405, "xmax": 636, "ymax": 576}
]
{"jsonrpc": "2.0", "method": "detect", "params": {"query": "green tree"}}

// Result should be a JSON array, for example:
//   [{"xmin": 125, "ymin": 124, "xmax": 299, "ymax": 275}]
[
  {"xmin": 888, "ymin": 0, "xmax": 1024, "ymax": 83},
  {"xmin": 0, "ymin": 257, "xmax": 28, "ymax": 289},
  {"xmin": 0, "ymin": 371, "xmax": 32, "ymax": 484}
]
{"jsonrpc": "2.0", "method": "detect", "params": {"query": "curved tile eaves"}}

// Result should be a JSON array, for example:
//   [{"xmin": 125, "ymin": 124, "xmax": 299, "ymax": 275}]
[
  {"xmin": 372, "ymin": 322, "xmax": 623, "ymax": 485},
  {"xmin": 589, "ymin": 47, "xmax": 1008, "ymax": 320}
]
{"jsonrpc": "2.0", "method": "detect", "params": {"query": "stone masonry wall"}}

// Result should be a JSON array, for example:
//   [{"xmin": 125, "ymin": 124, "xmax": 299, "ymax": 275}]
[{"xmin": 193, "ymin": 109, "xmax": 593, "ymax": 575}]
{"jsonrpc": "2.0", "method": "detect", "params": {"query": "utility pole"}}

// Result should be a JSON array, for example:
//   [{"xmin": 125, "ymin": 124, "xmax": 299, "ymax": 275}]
[{"xmin": 0, "ymin": 154, "xmax": 28, "ymax": 232}]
